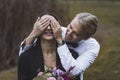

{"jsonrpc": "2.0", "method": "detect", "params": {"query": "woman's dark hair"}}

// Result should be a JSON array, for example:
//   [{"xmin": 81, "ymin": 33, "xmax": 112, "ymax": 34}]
[{"xmin": 38, "ymin": 12, "xmax": 60, "ymax": 23}]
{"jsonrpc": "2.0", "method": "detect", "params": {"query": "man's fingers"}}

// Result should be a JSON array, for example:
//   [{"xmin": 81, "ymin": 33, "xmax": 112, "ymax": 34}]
[
  {"xmin": 35, "ymin": 17, "xmax": 41, "ymax": 23},
  {"xmin": 51, "ymin": 20, "xmax": 59, "ymax": 31},
  {"xmin": 39, "ymin": 18, "xmax": 50, "ymax": 25},
  {"xmin": 51, "ymin": 21, "xmax": 56, "ymax": 32},
  {"xmin": 39, "ymin": 21, "xmax": 49, "ymax": 29},
  {"xmin": 37, "ymin": 17, "xmax": 41, "ymax": 21},
  {"xmin": 34, "ymin": 17, "xmax": 50, "ymax": 29},
  {"xmin": 34, "ymin": 17, "xmax": 41, "ymax": 26},
  {"xmin": 37, "ymin": 19, "xmax": 50, "ymax": 27}
]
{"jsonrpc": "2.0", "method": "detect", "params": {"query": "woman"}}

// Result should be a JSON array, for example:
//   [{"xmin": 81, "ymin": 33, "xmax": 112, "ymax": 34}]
[{"xmin": 18, "ymin": 14, "xmax": 79, "ymax": 80}]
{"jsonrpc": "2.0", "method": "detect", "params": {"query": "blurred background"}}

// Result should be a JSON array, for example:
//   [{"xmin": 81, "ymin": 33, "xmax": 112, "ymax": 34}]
[{"xmin": 0, "ymin": 0, "xmax": 120, "ymax": 80}]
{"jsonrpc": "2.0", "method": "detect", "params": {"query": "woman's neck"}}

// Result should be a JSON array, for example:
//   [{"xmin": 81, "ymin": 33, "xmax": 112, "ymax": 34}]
[
  {"xmin": 40, "ymin": 38, "xmax": 57, "ymax": 68},
  {"xmin": 40, "ymin": 38, "xmax": 56, "ymax": 54}
]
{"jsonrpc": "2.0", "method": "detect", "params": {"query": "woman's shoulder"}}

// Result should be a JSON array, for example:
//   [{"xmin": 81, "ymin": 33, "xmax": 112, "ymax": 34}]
[
  {"xmin": 19, "ymin": 49, "xmax": 31, "ymax": 60},
  {"xmin": 20, "ymin": 47, "xmax": 37, "ymax": 58},
  {"xmin": 20, "ymin": 46, "xmax": 42, "ymax": 61}
]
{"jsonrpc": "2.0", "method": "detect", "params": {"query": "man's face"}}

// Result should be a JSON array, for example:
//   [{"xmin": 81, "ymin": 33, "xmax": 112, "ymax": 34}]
[{"xmin": 65, "ymin": 17, "xmax": 83, "ymax": 43}]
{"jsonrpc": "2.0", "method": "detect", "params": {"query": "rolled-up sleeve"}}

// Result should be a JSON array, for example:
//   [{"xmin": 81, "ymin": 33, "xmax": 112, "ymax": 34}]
[{"xmin": 19, "ymin": 38, "xmax": 37, "ymax": 56}]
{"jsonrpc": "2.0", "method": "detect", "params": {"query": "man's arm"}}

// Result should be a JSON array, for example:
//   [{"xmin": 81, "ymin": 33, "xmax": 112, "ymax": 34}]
[
  {"xmin": 50, "ymin": 17, "xmax": 64, "ymax": 46},
  {"xmin": 25, "ymin": 17, "xmax": 51, "ymax": 45},
  {"xmin": 19, "ymin": 27, "xmax": 66, "ymax": 56},
  {"xmin": 19, "ymin": 38, "xmax": 37, "ymax": 56},
  {"xmin": 57, "ymin": 41, "xmax": 100, "ymax": 75},
  {"xmin": 19, "ymin": 17, "xmax": 51, "ymax": 55}
]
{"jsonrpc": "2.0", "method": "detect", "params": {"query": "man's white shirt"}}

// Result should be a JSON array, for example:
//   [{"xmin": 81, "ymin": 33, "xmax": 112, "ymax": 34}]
[{"xmin": 19, "ymin": 27, "xmax": 100, "ymax": 80}]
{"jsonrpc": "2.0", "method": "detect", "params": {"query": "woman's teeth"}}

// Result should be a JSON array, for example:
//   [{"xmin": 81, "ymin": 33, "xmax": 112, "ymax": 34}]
[{"xmin": 44, "ymin": 31, "xmax": 53, "ymax": 34}]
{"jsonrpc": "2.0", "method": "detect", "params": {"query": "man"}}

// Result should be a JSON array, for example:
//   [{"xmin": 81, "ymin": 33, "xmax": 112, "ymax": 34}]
[{"xmin": 19, "ymin": 12, "xmax": 100, "ymax": 80}]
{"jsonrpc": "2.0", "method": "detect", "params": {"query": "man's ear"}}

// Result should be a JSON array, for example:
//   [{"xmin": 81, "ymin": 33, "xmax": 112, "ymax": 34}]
[{"xmin": 82, "ymin": 33, "xmax": 91, "ymax": 40}]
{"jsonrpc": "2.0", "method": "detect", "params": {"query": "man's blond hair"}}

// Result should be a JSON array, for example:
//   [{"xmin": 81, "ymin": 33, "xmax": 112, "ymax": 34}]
[{"xmin": 76, "ymin": 12, "xmax": 98, "ymax": 39}]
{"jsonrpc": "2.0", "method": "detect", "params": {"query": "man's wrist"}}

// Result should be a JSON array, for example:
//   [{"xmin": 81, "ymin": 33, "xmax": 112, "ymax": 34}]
[
  {"xmin": 25, "ymin": 35, "xmax": 36, "ymax": 45},
  {"xmin": 57, "ymin": 40, "xmax": 65, "ymax": 46}
]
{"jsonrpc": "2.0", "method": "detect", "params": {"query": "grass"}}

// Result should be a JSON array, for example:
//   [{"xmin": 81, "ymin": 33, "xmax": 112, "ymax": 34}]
[{"xmin": 0, "ymin": 67, "xmax": 17, "ymax": 80}]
